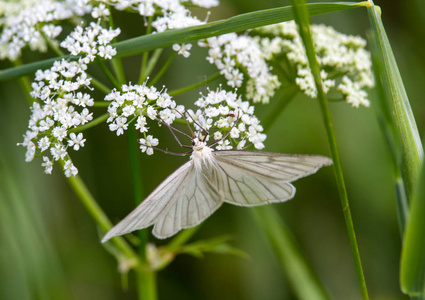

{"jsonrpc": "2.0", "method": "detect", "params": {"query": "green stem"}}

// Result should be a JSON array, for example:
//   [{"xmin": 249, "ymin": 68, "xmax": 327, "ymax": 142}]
[
  {"xmin": 41, "ymin": 31, "xmax": 65, "ymax": 57},
  {"xmin": 136, "ymin": 265, "xmax": 157, "ymax": 300},
  {"xmin": 138, "ymin": 17, "xmax": 154, "ymax": 84},
  {"xmin": 68, "ymin": 113, "xmax": 109, "ymax": 134},
  {"xmin": 128, "ymin": 122, "xmax": 156, "ymax": 300},
  {"xmin": 13, "ymin": 59, "xmax": 34, "ymax": 105},
  {"xmin": 262, "ymin": 84, "xmax": 298, "ymax": 132},
  {"xmin": 167, "ymin": 227, "xmax": 199, "ymax": 252},
  {"xmin": 139, "ymin": 49, "xmax": 163, "ymax": 85},
  {"xmin": 60, "ymin": 160, "xmax": 137, "ymax": 259},
  {"xmin": 127, "ymin": 126, "xmax": 149, "ymax": 255},
  {"xmin": 108, "ymin": 9, "xmax": 126, "ymax": 84},
  {"xmin": 97, "ymin": 59, "xmax": 121, "ymax": 89},
  {"xmin": 168, "ymin": 72, "xmax": 221, "ymax": 96},
  {"xmin": 149, "ymin": 52, "xmax": 176, "ymax": 86},
  {"xmin": 111, "ymin": 58, "xmax": 126, "ymax": 85},
  {"xmin": 90, "ymin": 76, "xmax": 112, "ymax": 94},
  {"xmin": 291, "ymin": 1, "xmax": 368, "ymax": 299}
]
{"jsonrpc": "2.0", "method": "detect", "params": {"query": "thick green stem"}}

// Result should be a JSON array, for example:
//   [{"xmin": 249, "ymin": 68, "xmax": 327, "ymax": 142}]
[
  {"xmin": 128, "ymin": 123, "xmax": 156, "ymax": 300},
  {"xmin": 136, "ymin": 265, "xmax": 157, "ymax": 300},
  {"xmin": 290, "ymin": 1, "xmax": 368, "ymax": 299}
]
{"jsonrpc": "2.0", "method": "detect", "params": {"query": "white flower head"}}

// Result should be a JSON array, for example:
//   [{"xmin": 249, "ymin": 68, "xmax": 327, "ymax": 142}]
[
  {"xmin": 140, "ymin": 135, "xmax": 159, "ymax": 155},
  {"xmin": 255, "ymin": 21, "xmax": 374, "ymax": 107}
]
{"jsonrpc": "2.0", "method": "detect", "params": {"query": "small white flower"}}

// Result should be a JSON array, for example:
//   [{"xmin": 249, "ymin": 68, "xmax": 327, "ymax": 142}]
[
  {"xmin": 92, "ymin": 3, "xmax": 110, "ymax": 19},
  {"xmin": 140, "ymin": 135, "xmax": 159, "ymax": 155},
  {"xmin": 135, "ymin": 116, "xmax": 149, "ymax": 133},
  {"xmin": 213, "ymin": 131, "xmax": 223, "ymax": 140},
  {"xmin": 98, "ymin": 45, "xmax": 117, "ymax": 59},
  {"xmin": 52, "ymin": 126, "xmax": 67, "ymax": 141},
  {"xmin": 25, "ymin": 142, "xmax": 36, "ymax": 162},
  {"xmin": 42, "ymin": 156, "xmax": 53, "ymax": 174},
  {"xmin": 63, "ymin": 160, "xmax": 78, "ymax": 177},
  {"xmin": 68, "ymin": 133, "xmax": 86, "ymax": 151},
  {"xmin": 172, "ymin": 43, "xmax": 192, "ymax": 58},
  {"xmin": 109, "ymin": 117, "xmax": 128, "ymax": 136},
  {"xmin": 50, "ymin": 144, "xmax": 67, "ymax": 161},
  {"xmin": 38, "ymin": 136, "xmax": 51, "ymax": 152}
]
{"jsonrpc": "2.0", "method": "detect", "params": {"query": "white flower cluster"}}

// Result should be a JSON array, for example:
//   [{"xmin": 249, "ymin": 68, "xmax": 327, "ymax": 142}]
[
  {"xmin": 105, "ymin": 82, "xmax": 182, "ymax": 134},
  {"xmin": 191, "ymin": 87, "xmax": 267, "ymax": 150},
  {"xmin": 0, "ymin": 0, "xmax": 92, "ymax": 60},
  {"xmin": 61, "ymin": 21, "xmax": 121, "ymax": 63},
  {"xmin": 19, "ymin": 22, "xmax": 120, "ymax": 176},
  {"xmin": 105, "ymin": 83, "xmax": 266, "ymax": 154},
  {"xmin": 19, "ymin": 59, "xmax": 93, "ymax": 177},
  {"xmin": 199, "ymin": 33, "xmax": 280, "ymax": 104},
  {"xmin": 256, "ymin": 21, "xmax": 374, "ymax": 107},
  {"xmin": 106, "ymin": 0, "xmax": 218, "ymax": 58}
]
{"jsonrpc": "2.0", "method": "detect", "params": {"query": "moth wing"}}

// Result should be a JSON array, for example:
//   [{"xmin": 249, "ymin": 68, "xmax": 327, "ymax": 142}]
[
  {"xmin": 102, "ymin": 161, "xmax": 194, "ymax": 243},
  {"xmin": 214, "ymin": 151, "xmax": 332, "ymax": 181},
  {"xmin": 213, "ymin": 151, "xmax": 332, "ymax": 206},
  {"xmin": 102, "ymin": 161, "xmax": 223, "ymax": 242},
  {"xmin": 152, "ymin": 168, "xmax": 223, "ymax": 239}
]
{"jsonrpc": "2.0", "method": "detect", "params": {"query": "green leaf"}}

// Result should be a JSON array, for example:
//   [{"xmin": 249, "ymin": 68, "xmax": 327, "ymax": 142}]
[
  {"xmin": 0, "ymin": 2, "xmax": 366, "ymax": 81},
  {"xmin": 400, "ymin": 161, "xmax": 425, "ymax": 297},
  {"xmin": 177, "ymin": 235, "xmax": 248, "ymax": 259},
  {"xmin": 367, "ymin": 1, "xmax": 424, "ymax": 200}
]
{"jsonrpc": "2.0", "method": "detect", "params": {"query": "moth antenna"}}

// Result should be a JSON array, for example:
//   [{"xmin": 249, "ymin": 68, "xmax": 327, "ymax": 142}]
[
  {"xmin": 139, "ymin": 140, "xmax": 192, "ymax": 156},
  {"xmin": 174, "ymin": 109, "xmax": 196, "ymax": 139},
  {"xmin": 185, "ymin": 110, "xmax": 209, "ymax": 140},
  {"xmin": 158, "ymin": 117, "xmax": 193, "ymax": 149},
  {"xmin": 240, "ymin": 142, "xmax": 253, "ymax": 150}
]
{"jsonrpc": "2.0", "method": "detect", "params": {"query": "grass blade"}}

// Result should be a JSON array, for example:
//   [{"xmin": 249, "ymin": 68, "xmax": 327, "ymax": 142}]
[
  {"xmin": 0, "ymin": 2, "xmax": 367, "ymax": 81},
  {"xmin": 367, "ymin": 1, "xmax": 424, "ymax": 200},
  {"xmin": 290, "ymin": 0, "xmax": 369, "ymax": 298},
  {"xmin": 400, "ymin": 161, "xmax": 425, "ymax": 297}
]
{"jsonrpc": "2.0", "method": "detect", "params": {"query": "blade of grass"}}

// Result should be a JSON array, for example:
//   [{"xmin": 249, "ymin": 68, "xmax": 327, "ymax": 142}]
[
  {"xmin": 0, "ymin": 2, "xmax": 367, "ymax": 81},
  {"xmin": 370, "ymin": 34, "xmax": 409, "ymax": 235},
  {"xmin": 367, "ymin": 0, "xmax": 423, "ymax": 200},
  {"xmin": 401, "ymin": 161, "xmax": 425, "ymax": 297},
  {"xmin": 291, "ymin": 0, "xmax": 369, "ymax": 299},
  {"xmin": 367, "ymin": 4, "xmax": 424, "ymax": 295}
]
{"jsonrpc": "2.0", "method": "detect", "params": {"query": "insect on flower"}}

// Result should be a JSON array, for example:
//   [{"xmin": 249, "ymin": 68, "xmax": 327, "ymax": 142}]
[{"xmin": 102, "ymin": 110, "xmax": 332, "ymax": 242}]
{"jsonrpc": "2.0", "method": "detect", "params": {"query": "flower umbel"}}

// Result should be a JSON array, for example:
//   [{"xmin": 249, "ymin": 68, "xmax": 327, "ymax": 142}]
[
  {"xmin": 18, "ymin": 21, "xmax": 120, "ymax": 177},
  {"xmin": 106, "ymin": 83, "xmax": 266, "ymax": 155}
]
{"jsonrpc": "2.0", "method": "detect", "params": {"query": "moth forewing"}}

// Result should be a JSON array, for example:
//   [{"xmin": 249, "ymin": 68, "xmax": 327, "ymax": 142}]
[
  {"xmin": 213, "ymin": 151, "xmax": 333, "ymax": 181},
  {"xmin": 101, "ymin": 160, "xmax": 194, "ymax": 243}
]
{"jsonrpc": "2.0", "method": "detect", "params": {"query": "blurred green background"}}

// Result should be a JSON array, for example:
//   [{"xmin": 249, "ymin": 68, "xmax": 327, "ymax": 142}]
[{"xmin": 1, "ymin": 0, "xmax": 424, "ymax": 299}]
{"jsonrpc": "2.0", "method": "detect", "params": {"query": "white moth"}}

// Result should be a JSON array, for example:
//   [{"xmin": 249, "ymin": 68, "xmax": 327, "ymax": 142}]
[{"xmin": 102, "ymin": 140, "xmax": 332, "ymax": 242}]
